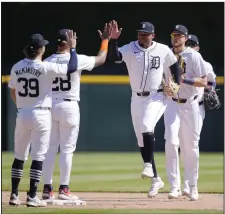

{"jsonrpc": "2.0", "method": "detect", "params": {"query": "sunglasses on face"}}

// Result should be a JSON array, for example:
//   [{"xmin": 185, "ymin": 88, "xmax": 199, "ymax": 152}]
[{"xmin": 170, "ymin": 33, "xmax": 185, "ymax": 38}]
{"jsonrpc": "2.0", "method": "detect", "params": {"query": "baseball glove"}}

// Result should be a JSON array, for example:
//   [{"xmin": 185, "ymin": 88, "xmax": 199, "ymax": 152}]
[
  {"xmin": 162, "ymin": 77, "xmax": 180, "ymax": 96},
  {"xmin": 204, "ymin": 87, "xmax": 221, "ymax": 111}
]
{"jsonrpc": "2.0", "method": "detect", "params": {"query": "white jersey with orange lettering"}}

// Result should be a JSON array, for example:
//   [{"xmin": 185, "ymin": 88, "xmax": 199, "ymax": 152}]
[
  {"xmin": 8, "ymin": 58, "xmax": 70, "ymax": 162},
  {"xmin": 42, "ymin": 53, "xmax": 95, "ymax": 187}
]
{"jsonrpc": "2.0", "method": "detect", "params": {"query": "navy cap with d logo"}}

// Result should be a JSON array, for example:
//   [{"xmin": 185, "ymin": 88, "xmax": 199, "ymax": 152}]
[
  {"xmin": 137, "ymin": 22, "xmax": 155, "ymax": 33},
  {"xmin": 172, "ymin": 25, "xmax": 188, "ymax": 36},
  {"xmin": 57, "ymin": 29, "xmax": 70, "ymax": 44},
  {"xmin": 27, "ymin": 34, "xmax": 49, "ymax": 50},
  {"xmin": 187, "ymin": 34, "xmax": 199, "ymax": 45}
]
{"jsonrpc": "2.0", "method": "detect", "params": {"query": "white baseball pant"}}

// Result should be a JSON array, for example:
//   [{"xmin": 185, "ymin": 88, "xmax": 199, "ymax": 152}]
[
  {"xmin": 164, "ymin": 96, "xmax": 201, "ymax": 189},
  {"xmin": 42, "ymin": 99, "xmax": 80, "ymax": 186},
  {"xmin": 182, "ymin": 102, "xmax": 205, "ymax": 189},
  {"xmin": 131, "ymin": 91, "xmax": 166, "ymax": 147},
  {"xmin": 14, "ymin": 108, "xmax": 51, "ymax": 161}
]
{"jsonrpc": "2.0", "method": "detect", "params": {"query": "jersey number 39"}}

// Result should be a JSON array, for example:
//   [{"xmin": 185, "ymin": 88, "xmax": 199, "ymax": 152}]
[
  {"xmin": 18, "ymin": 77, "xmax": 39, "ymax": 97},
  {"xmin": 52, "ymin": 74, "xmax": 71, "ymax": 92}
]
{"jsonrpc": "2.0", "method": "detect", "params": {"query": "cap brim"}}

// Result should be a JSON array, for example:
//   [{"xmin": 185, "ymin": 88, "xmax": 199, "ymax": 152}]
[
  {"xmin": 172, "ymin": 30, "xmax": 187, "ymax": 35},
  {"xmin": 44, "ymin": 40, "xmax": 49, "ymax": 46},
  {"xmin": 137, "ymin": 30, "xmax": 153, "ymax": 33}
]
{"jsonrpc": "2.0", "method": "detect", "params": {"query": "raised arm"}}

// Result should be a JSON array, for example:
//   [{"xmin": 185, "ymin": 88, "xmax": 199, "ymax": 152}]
[
  {"xmin": 93, "ymin": 23, "xmax": 112, "ymax": 67},
  {"xmin": 44, "ymin": 30, "xmax": 78, "ymax": 76},
  {"xmin": 66, "ymin": 30, "xmax": 78, "ymax": 74},
  {"xmin": 107, "ymin": 20, "xmax": 123, "ymax": 62}
]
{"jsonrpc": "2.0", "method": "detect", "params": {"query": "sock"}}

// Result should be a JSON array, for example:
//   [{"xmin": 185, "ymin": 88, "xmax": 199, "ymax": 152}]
[
  {"xmin": 29, "ymin": 160, "xmax": 43, "ymax": 198},
  {"xmin": 142, "ymin": 132, "xmax": 155, "ymax": 163},
  {"xmin": 152, "ymin": 156, "xmax": 158, "ymax": 178},
  {"xmin": 44, "ymin": 184, "xmax": 53, "ymax": 191},
  {"xmin": 11, "ymin": 158, "xmax": 24, "ymax": 196},
  {"xmin": 59, "ymin": 185, "xmax": 69, "ymax": 189},
  {"xmin": 140, "ymin": 147, "xmax": 145, "ymax": 162}
]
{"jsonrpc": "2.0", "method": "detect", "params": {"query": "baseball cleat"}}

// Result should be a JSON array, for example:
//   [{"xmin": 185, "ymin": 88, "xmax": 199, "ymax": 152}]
[
  {"xmin": 189, "ymin": 185, "xmax": 199, "ymax": 201},
  {"xmin": 9, "ymin": 193, "xmax": 20, "ymax": 206},
  {"xmin": 182, "ymin": 188, "xmax": 190, "ymax": 197},
  {"xmin": 26, "ymin": 194, "xmax": 47, "ymax": 207},
  {"xmin": 42, "ymin": 186, "xmax": 55, "ymax": 200},
  {"xmin": 58, "ymin": 187, "xmax": 79, "ymax": 200},
  {"xmin": 168, "ymin": 187, "xmax": 181, "ymax": 199},
  {"xmin": 141, "ymin": 163, "xmax": 154, "ymax": 179},
  {"xmin": 148, "ymin": 176, "xmax": 164, "ymax": 198}
]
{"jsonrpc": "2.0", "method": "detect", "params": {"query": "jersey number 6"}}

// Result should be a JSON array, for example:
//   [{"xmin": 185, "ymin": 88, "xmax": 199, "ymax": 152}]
[
  {"xmin": 18, "ymin": 77, "xmax": 39, "ymax": 97},
  {"xmin": 52, "ymin": 74, "xmax": 71, "ymax": 92}
]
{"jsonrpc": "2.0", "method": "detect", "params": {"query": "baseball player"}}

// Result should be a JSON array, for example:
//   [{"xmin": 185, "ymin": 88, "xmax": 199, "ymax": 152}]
[
  {"xmin": 8, "ymin": 31, "xmax": 77, "ymax": 207},
  {"xmin": 181, "ymin": 34, "xmax": 216, "ymax": 196},
  {"xmin": 107, "ymin": 20, "xmax": 181, "ymax": 197},
  {"xmin": 164, "ymin": 25, "xmax": 207, "ymax": 201},
  {"xmin": 41, "ymin": 24, "xmax": 112, "ymax": 200}
]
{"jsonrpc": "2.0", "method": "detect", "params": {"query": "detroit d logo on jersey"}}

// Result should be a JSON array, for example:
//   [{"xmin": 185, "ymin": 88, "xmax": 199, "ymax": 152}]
[{"xmin": 150, "ymin": 56, "xmax": 160, "ymax": 70}]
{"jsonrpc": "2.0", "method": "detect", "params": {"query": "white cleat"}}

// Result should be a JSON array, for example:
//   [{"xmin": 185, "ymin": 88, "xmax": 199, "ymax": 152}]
[
  {"xmin": 189, "ymin": 185, "xmax": 199, "ymax": 201},
  {"xmin": 9, "ymin": 193, "xmax": 20, "ymax": 206},
  {"xmin": 182, "ymin": 188, "xmax": 190, "ymax": 197},
  {"xmin": 141, "ymin": 163, "xmax": 154, "ymax": 179},
  {"xmin": 58, "ymin": 187, "xmax": 79, "ymax": 200},
  {"xmin": 148, "ymin": 177, "xmax": 164, "ymax": 198},
  {"xmin": 26, "ymin": 195, "xmax": 47, "ymax": 207},
  {"xmin": 168, "ymin": 187, "xmax": 181, "ymax": 199}
]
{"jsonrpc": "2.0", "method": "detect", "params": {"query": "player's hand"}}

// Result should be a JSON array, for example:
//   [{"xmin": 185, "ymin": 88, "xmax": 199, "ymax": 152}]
[
  {"xmin": 110, "ymin": 20, "xmax": 122, "ymax": 39},
  {"xmin": 66, "ymin": 30, "xmax": 77, "ymax": 49},
  {"xmin": 98, "ymin": 23, "xmax": 113, "ymax": 40}
]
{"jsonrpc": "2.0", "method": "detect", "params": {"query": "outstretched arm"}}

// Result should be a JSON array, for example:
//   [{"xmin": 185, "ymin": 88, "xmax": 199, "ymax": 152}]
[
  {"xmin": 93, "ymin": 23, "xmax": 113, "ymax": 67},
  {"xmin": 107, "ymin": 20, "xmax": 123, "ymax": 62}
]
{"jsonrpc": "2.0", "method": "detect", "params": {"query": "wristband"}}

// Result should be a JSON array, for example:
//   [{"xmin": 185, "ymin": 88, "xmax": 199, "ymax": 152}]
[
  {"xmin": 183, "ymin": 78, "xmax": 195, "ymax": 85},
  {"xmin": 100, "ymin": 39, "xmax": 109, "ymax": 52}
]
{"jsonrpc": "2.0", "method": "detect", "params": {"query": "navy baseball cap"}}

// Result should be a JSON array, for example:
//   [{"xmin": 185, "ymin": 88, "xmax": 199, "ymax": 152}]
[
  {"xmin": 187, "ymin": 34, "xmax": 199, "ymax": 45},
  {"xmin": 137, "ymin": 22, "xmax": 155, "ymax": 33},
  {"xmin": 57, "ymin": 29, "xmax": 70, "ymax": 44},
  {"xmin": 28, "ymin": 34, "xmax": 49, "ymax": 49},
  {"xmin": 172, "ymin": 24, "xmax": 188, "ymax": 36}
]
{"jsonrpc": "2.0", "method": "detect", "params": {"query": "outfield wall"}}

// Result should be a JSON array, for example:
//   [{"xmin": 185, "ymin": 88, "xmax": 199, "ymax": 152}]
[{"xmin": 2, "ymin": 75, "xmax": 224, "ymax": 152}]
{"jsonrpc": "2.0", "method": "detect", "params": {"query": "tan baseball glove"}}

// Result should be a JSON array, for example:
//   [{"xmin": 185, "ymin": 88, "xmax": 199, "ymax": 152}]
[{"xmin": 162, "ymin": 77, "xmax": 180, "ymax": 96}]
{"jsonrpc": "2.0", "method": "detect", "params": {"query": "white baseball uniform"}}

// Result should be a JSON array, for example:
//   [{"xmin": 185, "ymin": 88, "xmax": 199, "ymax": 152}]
[
  {"xmin": 183, "ymin": 60, "xmax": 216, "ymax": 190},
  {"xmin": 42, "ymin": 53, "xmax": 95, "ymax": 185},
  {"xmin": 8, "ymin": 58, "xmax": 71, "ymax": 161},
  {"xmin": 164, "ymin": 47, "xmax": 207, "ymax": 189},
  {"xmin": 117, "ymin": 41, "xmax": 177, "ymax": 147}
]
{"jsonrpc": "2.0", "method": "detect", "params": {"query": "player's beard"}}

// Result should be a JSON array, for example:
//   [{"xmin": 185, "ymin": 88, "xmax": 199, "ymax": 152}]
[{"xmin": 138, "ymin": 40, "xmax": 152, "ymax": 49}]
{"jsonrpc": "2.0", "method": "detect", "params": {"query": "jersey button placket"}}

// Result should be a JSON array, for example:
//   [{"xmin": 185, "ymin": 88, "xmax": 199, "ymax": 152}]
[{"xmin": 141, "ymin": 52, "xmax": 148, "ymax": 91}]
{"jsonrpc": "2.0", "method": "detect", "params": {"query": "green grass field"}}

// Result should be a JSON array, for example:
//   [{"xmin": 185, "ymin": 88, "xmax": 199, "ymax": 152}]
[
  {"xmin": 2, "ymin": 152, "xmax": 223, "ymax": 193},
  {"xmin": 2, "ymin": 152, "xmax": 223, "ymax": 214}
]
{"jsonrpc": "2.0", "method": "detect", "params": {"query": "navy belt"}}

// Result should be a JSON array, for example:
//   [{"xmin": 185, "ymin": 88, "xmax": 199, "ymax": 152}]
[
  {"xmin": 137, "ymin": 89, "xmax": 163, "ymax": 97},
  {"xmin": 172, "ymin": 95, "xmax": 198, "ymax": 104},
  {"xmin": 18, "ymin": 107, "xmax": 50, "ymax": 110},
  {"xmin": 63, "ymin": 99, "xmax": 75, "ymax": 102}
]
